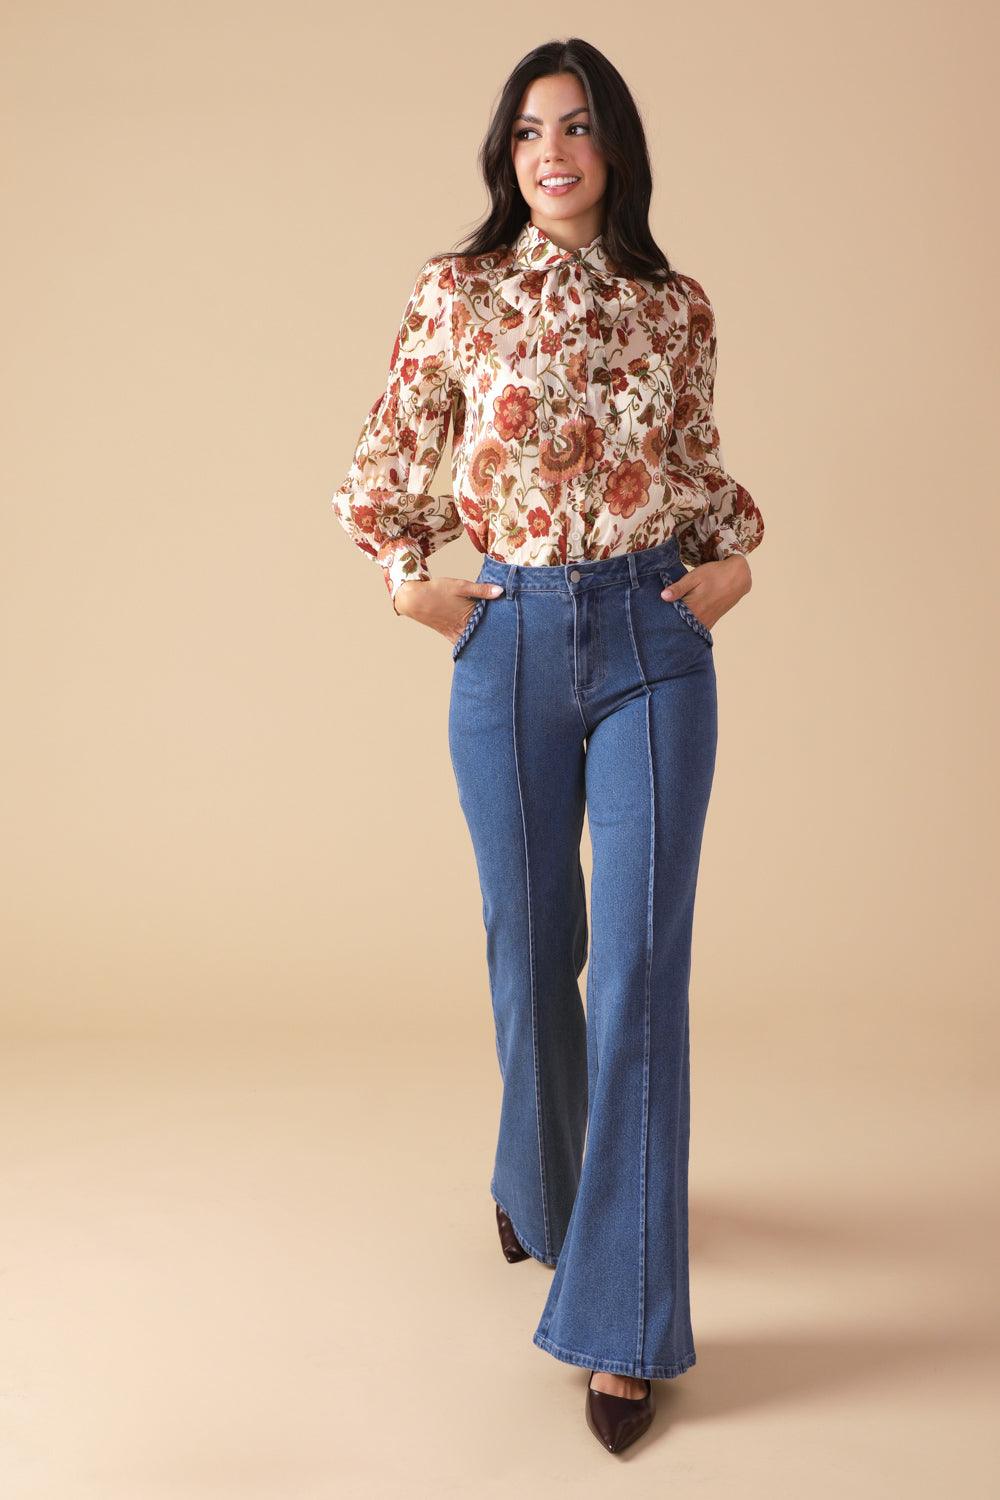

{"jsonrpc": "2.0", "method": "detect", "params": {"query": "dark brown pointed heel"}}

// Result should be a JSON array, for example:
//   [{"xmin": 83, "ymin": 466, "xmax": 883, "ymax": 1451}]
[
  {"xmin": 495, "ymin": 1202, "xmax": 530, "ymax": 1262},
  {"xmin": 586, "ymin": 1371, "xmax": 655, "ymax": 1454}
]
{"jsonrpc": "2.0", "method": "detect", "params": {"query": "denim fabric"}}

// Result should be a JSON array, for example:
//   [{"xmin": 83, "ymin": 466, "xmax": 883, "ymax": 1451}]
[{"xmin": 447, "ymin": 535, "xmax": 718, "ymax": 1380}]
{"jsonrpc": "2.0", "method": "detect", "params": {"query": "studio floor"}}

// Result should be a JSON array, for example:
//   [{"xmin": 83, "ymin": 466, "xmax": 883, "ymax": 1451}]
[{"xmin": 1, "ymin": 1006, "xmax": 996, "ymax": 1499}]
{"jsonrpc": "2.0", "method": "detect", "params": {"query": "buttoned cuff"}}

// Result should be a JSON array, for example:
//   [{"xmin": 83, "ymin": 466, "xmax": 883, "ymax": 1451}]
[
  {"xmin": 677, "ymin": 520, "xmax": 750, "ymax": 568},
  {"xmin": 378, "ymin": 542, "xmax": 431, "ymax": 613}
]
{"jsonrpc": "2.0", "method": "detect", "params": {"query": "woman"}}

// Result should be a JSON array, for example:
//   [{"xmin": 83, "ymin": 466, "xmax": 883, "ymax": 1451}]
[{"xmin": 332, "ymin": 37, "xmax": 764, "ymax": 1455}]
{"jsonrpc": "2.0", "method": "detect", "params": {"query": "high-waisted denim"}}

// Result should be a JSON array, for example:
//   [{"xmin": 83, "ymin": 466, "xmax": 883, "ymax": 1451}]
[{"xmin": 447, "ymin": 535, "xmax": 717, "ymax": 1380}]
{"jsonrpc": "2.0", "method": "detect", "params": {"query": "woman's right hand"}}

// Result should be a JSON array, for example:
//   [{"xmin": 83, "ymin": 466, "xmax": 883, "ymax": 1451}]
[{"xmin": 395, "ymin": 577, "xmax": 505, "ymax": 645}]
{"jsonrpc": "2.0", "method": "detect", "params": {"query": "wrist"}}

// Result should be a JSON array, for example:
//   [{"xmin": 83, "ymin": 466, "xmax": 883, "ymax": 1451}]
[{"xmin": 718, "ymin": 552, "xmax": 751, "ymax": 593}]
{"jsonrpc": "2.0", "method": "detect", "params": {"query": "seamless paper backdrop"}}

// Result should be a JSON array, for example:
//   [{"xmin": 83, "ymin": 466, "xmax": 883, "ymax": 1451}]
[{"xmin": 1, "ymin": 2, "xmax": 994, "ymax": 1036}]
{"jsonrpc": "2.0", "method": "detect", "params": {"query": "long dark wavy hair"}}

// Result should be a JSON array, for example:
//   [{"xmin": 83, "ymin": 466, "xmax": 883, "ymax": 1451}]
[{"xmin": 437, "ymin": 37, "xmax": 677, "ymax": 287}]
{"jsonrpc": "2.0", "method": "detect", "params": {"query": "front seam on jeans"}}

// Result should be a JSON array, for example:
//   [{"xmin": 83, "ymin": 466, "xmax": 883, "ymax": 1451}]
[
  {"xmin": 511, "ymin": 593, "xmax": 551, "ymax": 1260},
  {"xmin": 637, "ymin": 685, "xmax": 655, "ymax": 1372},
  {"xmin": 624, "ymin": 584, "xmax": 654, "ymax": 1371}
]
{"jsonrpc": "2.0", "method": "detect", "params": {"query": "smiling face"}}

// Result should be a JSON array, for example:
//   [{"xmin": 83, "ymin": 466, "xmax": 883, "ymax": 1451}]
[{"xmin": 510, "ymin": 71, "xmax": 608, "ymax": 249}]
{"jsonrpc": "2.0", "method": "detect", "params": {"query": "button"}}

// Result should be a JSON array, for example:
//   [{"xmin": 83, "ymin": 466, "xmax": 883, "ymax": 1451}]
[{"xmin": 569, "ymin": 569, "xmax": 581, "ymax": 582}]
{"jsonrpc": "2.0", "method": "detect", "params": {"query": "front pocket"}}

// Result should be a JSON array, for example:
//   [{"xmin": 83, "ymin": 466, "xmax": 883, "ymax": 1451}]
[
  {"xmin": 658, "ymin": 568, "xmax": 714, "ymax": 647},
  {"xmin": 451, "ymin": 597, "xmax": 488, "ymax": 661}
]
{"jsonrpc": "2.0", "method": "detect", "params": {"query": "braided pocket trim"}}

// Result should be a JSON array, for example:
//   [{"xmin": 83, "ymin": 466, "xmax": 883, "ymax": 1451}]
[
  {"xmin": 451, "ymin": 597, "xmax": 488, "ymax": 661},
  {"xmin": 672, "ymin": 596, "xmax": 714, "ymax": 646},
  {"xmin": 658, "ymin": 568, "xmax": 714, "ymax": 647}
]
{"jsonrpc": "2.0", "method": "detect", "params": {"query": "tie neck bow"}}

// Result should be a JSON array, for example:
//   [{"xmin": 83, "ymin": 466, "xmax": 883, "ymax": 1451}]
[
  {"xmin": 503, "ymin": 220, "xmax": 648, "ymax": 315},
  {"xmin": 511, "ymin": 219, "xmax": 616, "ymax": 275}
]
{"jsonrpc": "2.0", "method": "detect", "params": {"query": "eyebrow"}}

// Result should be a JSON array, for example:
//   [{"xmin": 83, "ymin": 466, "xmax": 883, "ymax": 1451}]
[{"xmin": 512, "ymin": 106, "xmax": 590, "ymax": 124}]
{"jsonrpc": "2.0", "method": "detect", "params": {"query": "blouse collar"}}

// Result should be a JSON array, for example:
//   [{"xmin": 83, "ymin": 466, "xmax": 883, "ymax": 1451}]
[{"xmin": 510, "ymin": 218, "xmax": 617, "ymax": 277}]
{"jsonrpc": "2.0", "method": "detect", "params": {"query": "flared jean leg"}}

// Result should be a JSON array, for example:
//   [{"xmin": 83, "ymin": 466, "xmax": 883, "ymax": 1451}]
[
  {"xmin": 448, "ymin": 535, "xmax": 718, "ymax": 1376},
  {"xmin": 448, "ymin": 589, "xmax": 590, "ymax": 1267},
  {"xmin": 532, "ymin": 662, "xmax": 717, "ymax": 1378}
]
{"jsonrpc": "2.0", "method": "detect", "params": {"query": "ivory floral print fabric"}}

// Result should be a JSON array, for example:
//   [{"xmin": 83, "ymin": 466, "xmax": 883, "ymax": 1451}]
[{"xmin": 332, "ymin": 218, "xmax": 764, "ymax": 610}]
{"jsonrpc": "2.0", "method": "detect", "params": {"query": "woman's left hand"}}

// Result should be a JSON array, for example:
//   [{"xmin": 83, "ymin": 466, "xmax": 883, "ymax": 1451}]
[{"xmin": 660, "ymin": 556, "xmax": 752, "ymax": 632}]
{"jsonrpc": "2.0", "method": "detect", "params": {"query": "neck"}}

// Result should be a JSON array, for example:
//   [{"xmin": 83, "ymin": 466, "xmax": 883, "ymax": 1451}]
[{"xmin": 530, "ymin": 212, "xmax": 604, "ymax": 253}]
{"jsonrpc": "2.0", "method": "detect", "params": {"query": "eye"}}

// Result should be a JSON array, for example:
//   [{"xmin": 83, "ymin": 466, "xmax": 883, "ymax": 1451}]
[{"xmin": 513, "ymin": 122, "xmax": 591, "ymax": 141}]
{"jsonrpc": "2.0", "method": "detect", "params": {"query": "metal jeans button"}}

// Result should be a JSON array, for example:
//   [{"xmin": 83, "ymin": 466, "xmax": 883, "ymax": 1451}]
[{"xmin": 569, "ymin": 569, "xmax": 581, "ymax": 582}]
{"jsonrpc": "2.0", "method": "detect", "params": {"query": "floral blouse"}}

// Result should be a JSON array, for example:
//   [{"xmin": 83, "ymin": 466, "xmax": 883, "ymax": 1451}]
[{"xmin": 332, "ymin": 218, "xmax": 764, "ymax": 611}]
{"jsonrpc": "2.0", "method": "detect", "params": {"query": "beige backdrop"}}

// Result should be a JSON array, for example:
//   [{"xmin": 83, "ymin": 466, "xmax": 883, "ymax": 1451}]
[{"xmin": 1, "ymin": 2, "xmax": 997, "ymax": 1496}]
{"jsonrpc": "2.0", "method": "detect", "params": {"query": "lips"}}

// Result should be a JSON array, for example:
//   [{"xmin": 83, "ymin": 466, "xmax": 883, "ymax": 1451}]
[{"xmin": 539, "ymin": 175, "xmax": 581, "ymax": 196}]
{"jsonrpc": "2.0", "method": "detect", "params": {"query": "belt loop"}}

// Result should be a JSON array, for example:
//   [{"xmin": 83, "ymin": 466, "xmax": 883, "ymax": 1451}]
[
  {"xmin": 627, "ymin": 553, "xmax": 639, "ymax": 589},
  {"xmin": 505, "ymin": 562, "xmax": 518, "ymax": 596}
]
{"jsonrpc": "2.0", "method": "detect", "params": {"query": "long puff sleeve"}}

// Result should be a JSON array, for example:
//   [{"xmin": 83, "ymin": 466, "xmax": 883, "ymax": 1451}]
[
  {"xmin": 332, "ymin": 255, "xmax": 466, "ymax": 613},
  {"xmin": 666, "ymin": 274, "xmax": 765, "ymax": 568}
]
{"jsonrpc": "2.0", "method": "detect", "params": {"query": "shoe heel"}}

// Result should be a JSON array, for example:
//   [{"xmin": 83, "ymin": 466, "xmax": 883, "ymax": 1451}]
[{"xmin": 495, "ymin": 1202, "xmax": 529, "ymax": 1262}]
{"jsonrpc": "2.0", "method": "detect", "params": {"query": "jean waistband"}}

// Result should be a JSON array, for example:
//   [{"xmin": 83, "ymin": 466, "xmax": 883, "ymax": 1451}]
[{"xmin": 478, "ymin": 535, "xmax": 682, "ymax": 596}]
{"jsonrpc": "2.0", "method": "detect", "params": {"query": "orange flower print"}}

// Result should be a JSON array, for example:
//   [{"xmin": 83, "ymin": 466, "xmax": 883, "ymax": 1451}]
[
  {"xmin": 468, "ymin": 436, "xmax": 507, "ymax": 498},
  {"xmin": 731, "ymin": 483, "xmax": 764, "ymax": 534},
  {"xmin": 567, "ymin": 349, "xmax": 589, "ymax": 395},
  {"xmin": 350, "ymin": 503, "xmax": 378, "ymax": 534},
  {"xmin": 332, "ymin": 223, "xmax": 763, "ymax": 608},
  {"xmin": 641, "ymin": 427, "xmax": 668, "ymax": 471},
  {"xmin": 538, "ymin": 418, "xmax": 592, "ymax": 484},
  {"xmin": 683, "ymin": 414, "xmax": 721, "ymax": 460},
  {"xmin": 604, "ymin": 459, "xmax": 652, "ymax": 519},
  {"xmin": 391, "ymin": 424, "xmax": 417, "ymax": 460},
  {"xmin": 687, "ymin": 298, "xmax": 713, "ymax": 351},
  {"xmin": 452, "ymin": 300, "xmax": 471, "ymax": 344},
  {"xmin": 521, "ymin": 270, "xmax": 547, "ymax": 302},
  {"xmin": 494, "ymin": 384, "xmax": 539, "ymax": 442},
  {"xmin": 671, "ymin": 390, "xmax": 700, "ymax": 428},
  {"xmin": 459, "ymin": 493, "xmax": 488, "ymax": 551},
  {"xmin": 582, "ymin": 413, "xmax": 605, "ymax": 469}
]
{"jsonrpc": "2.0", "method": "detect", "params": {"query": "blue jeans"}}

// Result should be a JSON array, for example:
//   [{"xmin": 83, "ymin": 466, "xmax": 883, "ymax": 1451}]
[{"xmin": 447, "ymin": 535, "xmax": 718, "ymax": 1380}]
